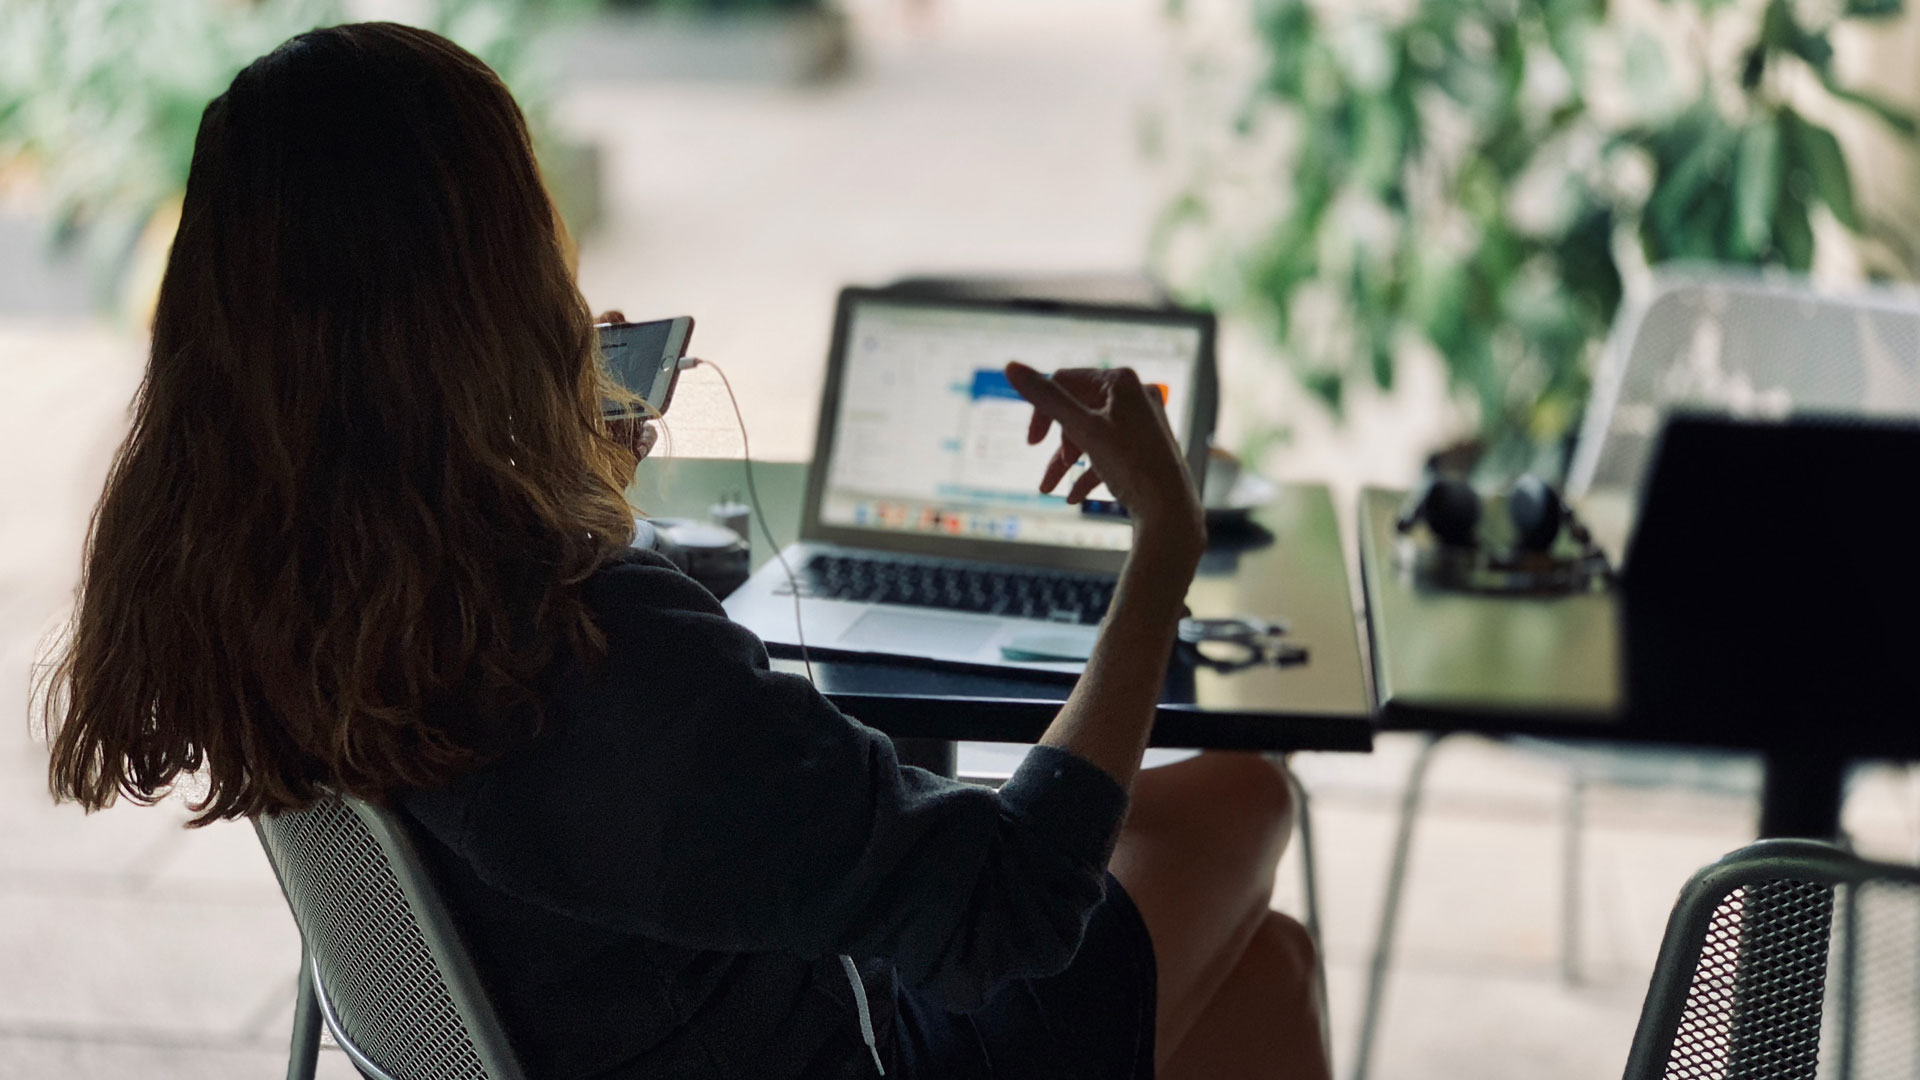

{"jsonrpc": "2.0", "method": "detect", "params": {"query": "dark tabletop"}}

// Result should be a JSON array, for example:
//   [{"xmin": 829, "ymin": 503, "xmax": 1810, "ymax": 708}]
[
  {"xmin": 1352, "ymin": 422, "xmax": 1920, "ymax": 843},
  {"xmin": 1358, "ymin": 487, "xmax": 1623, "ymax": 737},
  {"xmin": 630, "ymin": 457, "xmax": 1374, "ymax": 753},
  {"xmin": 1359, "ymin": 483, "xmax": 1920, "ymax": 755}
]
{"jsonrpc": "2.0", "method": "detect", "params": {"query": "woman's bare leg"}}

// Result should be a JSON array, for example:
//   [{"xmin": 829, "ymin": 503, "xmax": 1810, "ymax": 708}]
[
  {"xmin": 1108, "ymin": 751, "xmax": 1302, "ymax": 1067},
  {"xmin": 1160, "ymin": 911, "xmax": 1331, "ymax": 1080}
]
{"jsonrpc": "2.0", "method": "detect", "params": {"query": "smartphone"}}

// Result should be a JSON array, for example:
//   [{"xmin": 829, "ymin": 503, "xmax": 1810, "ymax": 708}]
[{"xmin": 598, "ymin": 316, "xmax": 694, "ymax": 419}]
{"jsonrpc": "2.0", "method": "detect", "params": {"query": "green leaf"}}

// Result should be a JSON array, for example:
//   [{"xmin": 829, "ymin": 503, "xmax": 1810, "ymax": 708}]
[
  {"xmin": 1759, "ymin": 0, "xmax": 1795, "ymax": 50},
  {"xmin": 1733, "ymin": 120, "xmax": 1781, "ymax": 257},
  {"xmin": 1755, "ymin": 0, "xmax": 1836, "ymax": 78},
  {"xmin": 1644, "ymin": 112, "xmax": 1736, "ymax": 251},
  {"xmin": 1786, "ymin": 26, "xmax": 1835, "ymax": 73},
  {"xmin": 1822, "ymin": 78, "xmax": 1920, "ymax": 136},
  {"xmin": 1301, "ymin": 370, "xmax": 1345, "ymax": 414},
  {"xmin": 1411, "ymin": 258, "xmax": 1469, "ymax": 357},
  {"xmin": 1354, "ymin": 95, "xmax": 1409, "ymax": 195},
  {"xmin": 1540, "ymin": 0, "xmax": 1591, "ymax": 83},
  {"xmin": 1844, "ymin": 0, "xmax": 1904, "ymax": 19},
  {"xmin": 1623, "ymin": 32, "xmax": 1670, "ymax": 113},
  {"xmin": 1774, "ymin": 188, "xmax": 1815, "ymax": 270},
  {"xmin": 1781, "ymin": 109, "xmax": 1859, "ymax": 230},
  {"xmin": 1370, "ymin": 337, "xmax": 1396, "ymax": 390},
  {"xmin": 1557, "ymin": 206, "xmax": 1623, "ymax": 322},
  {"xmin": 1257, "ymin": 0, "xmax": 1318, "ymax": 97}
]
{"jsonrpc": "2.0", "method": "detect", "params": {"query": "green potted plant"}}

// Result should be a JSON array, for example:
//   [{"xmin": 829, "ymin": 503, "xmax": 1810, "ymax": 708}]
[{"xmin": 1154, "ymin": 0, "xmax": 1917, "ymax": 479}]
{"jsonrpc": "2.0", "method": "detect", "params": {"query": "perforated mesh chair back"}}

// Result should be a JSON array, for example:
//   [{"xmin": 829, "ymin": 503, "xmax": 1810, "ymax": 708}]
[
  {"xmin": 1625, "ymin": 839, "xmax": 1920, "ymax": 1080},
  {"xmin": 1568, "ymin": 269, "xmax": 1920, "ymax": 500},
  {"xmin": 255, "ymin": 796, "xmax": 526, "ymax": 1080}
]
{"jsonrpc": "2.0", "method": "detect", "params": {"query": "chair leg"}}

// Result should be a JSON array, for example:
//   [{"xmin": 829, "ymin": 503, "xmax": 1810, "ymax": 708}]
[
  {"xmin": 1836, "ymin": 876, "xmax": 1859, "ymax": 1080},
  {"xmin": 288, "ymin": 947, "xmax": 321, "ymax": 1080},
  {"xmin": 1561, "ymin": 772, "xmax": 1587, "ymax": 986},
  {"xmin": 1350, "ymin": 733, "xmax": 1444, "ymax": 1080},
  {"xmin": 1288, "ymin": 766, "xmax": 1333, "ymax": 1062}
]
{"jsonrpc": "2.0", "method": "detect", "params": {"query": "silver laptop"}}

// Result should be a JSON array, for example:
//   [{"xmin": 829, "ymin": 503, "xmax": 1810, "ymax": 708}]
[{"xmin": 724, "ymin": 287, "xmax": 1217, "ymax": 676}]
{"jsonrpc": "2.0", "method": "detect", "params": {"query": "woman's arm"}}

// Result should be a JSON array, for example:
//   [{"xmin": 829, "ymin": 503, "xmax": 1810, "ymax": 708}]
[{"xmin": 1002, "ymin": 362, "xmax": 1206, "ymax": 794}]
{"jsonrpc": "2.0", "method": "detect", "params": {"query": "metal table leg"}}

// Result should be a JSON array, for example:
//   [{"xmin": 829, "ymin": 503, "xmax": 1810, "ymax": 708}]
[
  {"xmin": 894, "ymin": 737, "xmax": 957, "ymax": 779},
  {"xmin": 1721, "ymin": 748, "xmax": 1848, "ymax": 1080},
  {"xmin": 1759, "ymin": 749, "xmax": 1846, "ymax": 840},
  {"xmin": 1351, "ymin": 733, "xmax": 1445, "ymax": 1080}
]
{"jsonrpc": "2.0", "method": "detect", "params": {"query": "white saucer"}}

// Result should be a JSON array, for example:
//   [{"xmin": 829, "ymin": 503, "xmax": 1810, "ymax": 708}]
[{"xmin": 1205, "ymin": 472, "xmax": 1280, "ymax": 526}]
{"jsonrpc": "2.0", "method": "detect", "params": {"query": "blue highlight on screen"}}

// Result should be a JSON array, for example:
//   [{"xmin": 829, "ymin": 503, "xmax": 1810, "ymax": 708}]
[{"xmin": 968, "ymin": 368, "xmax": 1025, "ymax": 402}]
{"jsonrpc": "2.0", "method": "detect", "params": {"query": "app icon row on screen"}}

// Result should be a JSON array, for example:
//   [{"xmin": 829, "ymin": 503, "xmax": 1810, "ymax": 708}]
[{"xmin": 851, "ymin": 500, "xmax": 1023, "ymax": 540}]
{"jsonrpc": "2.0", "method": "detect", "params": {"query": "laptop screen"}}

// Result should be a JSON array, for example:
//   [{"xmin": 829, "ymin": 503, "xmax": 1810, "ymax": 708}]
[{"xmin": 817, "ymin": 297, "xmax": 1208, "ymax": 554}]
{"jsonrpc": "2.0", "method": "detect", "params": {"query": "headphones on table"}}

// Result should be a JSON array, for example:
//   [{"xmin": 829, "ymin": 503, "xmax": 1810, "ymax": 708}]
[
  {"xmin": 633, "ymin": 517, "xmax": 753, "ymax": 599},
  {"xmin": 1395, "ymin": 463, "xmax": 1613, "ymax": 595}
]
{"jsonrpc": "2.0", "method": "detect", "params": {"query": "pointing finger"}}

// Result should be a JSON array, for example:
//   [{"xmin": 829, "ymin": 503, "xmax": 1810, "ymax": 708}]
[
  {"xmin": 1026, "ymin": 404, "xmax": 1053, "ymax": 446},
  {"xmin": 1005, "ymin": 362, "xmax": 1094, "ymax": 430}
]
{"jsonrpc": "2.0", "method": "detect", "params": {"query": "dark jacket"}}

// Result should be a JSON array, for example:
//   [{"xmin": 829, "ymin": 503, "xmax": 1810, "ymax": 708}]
[{"xmin": 401, "ymin": 549, "xmax": 1130, "ymax": 1079}]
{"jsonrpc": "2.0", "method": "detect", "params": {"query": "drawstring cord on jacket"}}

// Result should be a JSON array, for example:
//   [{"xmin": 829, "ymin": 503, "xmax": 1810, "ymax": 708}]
[{"xmin": 838, "ymin": 954, "xmax": 885, "ymax": 1075}]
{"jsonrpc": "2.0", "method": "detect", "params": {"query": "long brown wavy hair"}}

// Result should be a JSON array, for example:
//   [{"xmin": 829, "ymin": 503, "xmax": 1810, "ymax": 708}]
[{"xmin": 40, "ymin": 23, "xmax": 640, "ymax": 825}]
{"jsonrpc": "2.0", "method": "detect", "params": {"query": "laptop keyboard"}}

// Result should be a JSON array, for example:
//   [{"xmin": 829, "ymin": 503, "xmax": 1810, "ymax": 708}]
[{"xmin": 794, "ymin": 554, "xmax": 1116, "ymax": 625}]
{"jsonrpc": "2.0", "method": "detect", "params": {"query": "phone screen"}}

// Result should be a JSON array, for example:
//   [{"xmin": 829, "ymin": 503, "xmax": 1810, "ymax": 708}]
[{"xmin": 599, "ymin": 317, "xmax": 693, "ymax": 418}]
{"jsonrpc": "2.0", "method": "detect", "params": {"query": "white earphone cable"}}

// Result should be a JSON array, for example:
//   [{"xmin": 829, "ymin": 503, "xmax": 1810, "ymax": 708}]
[
  {"xmin": 686, "ymin": 358, "xmax": 815, "ymax": 685},
  {"xmin": 686, "ymin": 359, "xmax": 877, "ymax": 1072}
]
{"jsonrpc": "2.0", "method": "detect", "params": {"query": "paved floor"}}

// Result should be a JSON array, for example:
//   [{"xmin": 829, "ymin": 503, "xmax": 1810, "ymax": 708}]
[{"xmin": 4, "ymin": 3, "xmax": 1917, "ymax": 1078}]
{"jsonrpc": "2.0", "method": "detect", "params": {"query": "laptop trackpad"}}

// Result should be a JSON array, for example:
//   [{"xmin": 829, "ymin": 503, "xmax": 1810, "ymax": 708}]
[{"xmin": 837, "ymin": 610, "xmax": 999, "ymax": 656}]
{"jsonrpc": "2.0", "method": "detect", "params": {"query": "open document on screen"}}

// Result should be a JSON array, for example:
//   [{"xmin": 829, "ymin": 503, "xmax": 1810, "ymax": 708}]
[{"xmin": 820, "ymin": 300, "xmax": 1203, "ymax": 552}]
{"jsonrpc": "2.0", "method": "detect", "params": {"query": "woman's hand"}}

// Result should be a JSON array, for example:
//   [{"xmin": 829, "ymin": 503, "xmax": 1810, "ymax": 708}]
[
  {"xmin": 609, "ymin": 417, "xmax": 658, "ymax": 468},
  {"xmin": 596, "ymin": 309, "xmax": 658, "ymax": 470},
  {"xmin": 1003, "ymin": 361, "xmax": 1205, "ymax": 566}
]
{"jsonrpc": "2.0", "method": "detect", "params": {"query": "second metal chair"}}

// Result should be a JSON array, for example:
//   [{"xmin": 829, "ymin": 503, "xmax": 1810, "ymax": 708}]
[{"xmin": 255, "ymin": 795, "xmax": 525, "ymax": 1080}]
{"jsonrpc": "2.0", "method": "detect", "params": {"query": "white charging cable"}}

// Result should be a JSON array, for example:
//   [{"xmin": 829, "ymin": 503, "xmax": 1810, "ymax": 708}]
[
  {"xmin": 677, "ymin": 358, "xmax": 880, "ymax": 1072},
  {"xmin": 678, "ymin": 357, "xmax": 815, "ymax": 685}
]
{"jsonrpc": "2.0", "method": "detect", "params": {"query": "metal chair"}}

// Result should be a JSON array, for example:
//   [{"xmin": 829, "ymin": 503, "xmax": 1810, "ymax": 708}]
[
  {"xmin": 255, "ymin": 795, "xmax": 527, "ymax": 1080},
  {"xmin": 1625, "ymin": 838, "xmax": 1920, "ymax": 1080},
  {"xmin": 1567, "ymin": 267, "xmax": 1920, "ymax": 501},
  {"xmin": 1348, "ymin": 734, "xmax": 1766, "ymax": 1080}
]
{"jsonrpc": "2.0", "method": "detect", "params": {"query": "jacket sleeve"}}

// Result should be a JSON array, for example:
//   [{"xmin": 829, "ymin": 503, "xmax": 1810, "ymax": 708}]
[{"xmin": 418, "ymin": 552, "xmax": 1131, "ymax": 1012}]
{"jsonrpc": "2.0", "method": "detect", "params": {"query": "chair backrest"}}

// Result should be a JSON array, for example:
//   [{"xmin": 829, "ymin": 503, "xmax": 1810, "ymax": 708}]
[
  {"xmin": 1624, "ymin": 839, "xmax": 1920, "ymax": 1080},
  {"xmin": 1568, "ymin": 268, "xmax": 1920, "ymax": 500},
  {"xmin": 255, "ymin": 796, "xmax": 527, "ymax": 1080}
]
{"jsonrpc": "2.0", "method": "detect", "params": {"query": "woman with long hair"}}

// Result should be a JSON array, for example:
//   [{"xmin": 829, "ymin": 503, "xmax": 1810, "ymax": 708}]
[{"xmin": 41, "ymin": 23, "xmax": 1327, "ymax": 1079}]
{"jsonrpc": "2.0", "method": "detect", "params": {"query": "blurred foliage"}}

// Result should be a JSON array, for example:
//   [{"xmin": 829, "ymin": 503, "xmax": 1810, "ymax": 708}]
[
  {"xmin": 1156, "ymin": 0, "xmax": 1917, "ymax": 477},
  {"xmin": 0, "ymin": 0, "xmax": 598, "ymax": 298},
  {"xmin": 604, "ymin": 0, "xmax": 826, "ymax": 11}
]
